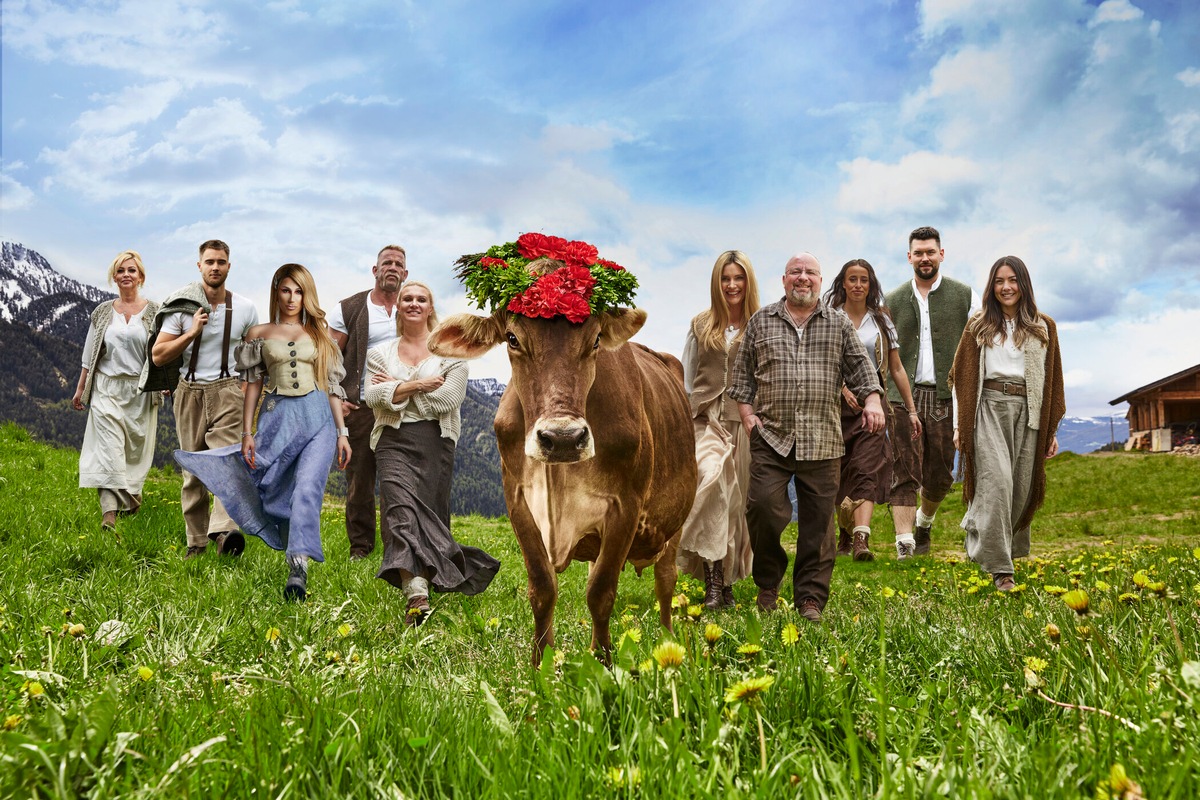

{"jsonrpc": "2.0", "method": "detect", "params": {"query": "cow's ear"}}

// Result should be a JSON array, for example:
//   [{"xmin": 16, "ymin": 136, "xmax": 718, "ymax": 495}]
[
  {"xmin": 597, "ymin": 308, "xmax": 647, "ymax": 351},
  {"xmin": 429, "ymin": 313, "xmax": 505, "ymax": 358}
]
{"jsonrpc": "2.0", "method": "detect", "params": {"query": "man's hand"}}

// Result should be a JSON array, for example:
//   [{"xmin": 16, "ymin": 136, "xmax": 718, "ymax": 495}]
[
  {"xmin": 842, "ymin": 386, "xmax": 861, "ymax": 413},
  {"xmin": 861, "ymin": 393, "xmax": 885, "ymax": 434}
]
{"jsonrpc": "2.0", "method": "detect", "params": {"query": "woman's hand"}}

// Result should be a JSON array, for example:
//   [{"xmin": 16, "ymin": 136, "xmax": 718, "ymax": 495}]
[
  {"xmin": 242, "ymin": 434, "xmax": 256, "ymax": 469},
  {"xmin": 336, "ymin": 435, "xmax": 352, "ymax": 470},
  {"xmin": 71, "ymin": 388, "xmax": 85, "ymax": 411},
  {"xmin": 369, "ymin": 372, "xmax": 389, "ymax": 385},
  {"xmin": 842, "ymin": 386, "xmax": 861, "ymax": 413},
  {"xmin": 909, "ymin": 413, "xmax": 923, "ymax": 440},
  {"xmin": 1047, "ymin": 434, "xmax": 1059, "ymax": 459},
  {"xmin": 953, "ymin": 429, "xmax": 960, "ymax": 451},
  {"xmin": 414, "ymin": 375, "xmax": 445, "ymax": 393}
]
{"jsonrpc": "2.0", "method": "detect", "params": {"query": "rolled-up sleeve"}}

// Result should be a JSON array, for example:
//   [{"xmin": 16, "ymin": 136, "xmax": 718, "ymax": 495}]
[
  {"xmin": 727, "ymin": 317, "xmax": 759, "ymax": 405},
  {"xmin": 411, "ymin": 359, "xmax": 468, "ymax": 418},
  {"xmin": 364, "ymin": 347, "xmax": 406, "ymax": 413}
]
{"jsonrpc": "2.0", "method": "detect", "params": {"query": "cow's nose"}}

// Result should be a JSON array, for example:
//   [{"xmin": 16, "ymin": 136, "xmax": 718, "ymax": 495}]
[{"xmin": 537, "ymin": 425, "xmax": 590, "ymax": 455}]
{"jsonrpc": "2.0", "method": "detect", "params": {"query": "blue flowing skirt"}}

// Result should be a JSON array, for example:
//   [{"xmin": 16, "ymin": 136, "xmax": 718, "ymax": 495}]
[{"xmin": 174, "ymin": 391, "xmax": 335, "ymax": 561}]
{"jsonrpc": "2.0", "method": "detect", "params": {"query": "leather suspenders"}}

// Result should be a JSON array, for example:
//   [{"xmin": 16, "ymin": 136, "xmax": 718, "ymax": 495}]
[{"xmin": 185, "ymin": 290, "xmax": 234, "ymax": 382}]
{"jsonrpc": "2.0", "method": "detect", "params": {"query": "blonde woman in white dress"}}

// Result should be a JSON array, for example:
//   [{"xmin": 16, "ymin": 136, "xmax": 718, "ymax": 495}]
[{"xmin": 72, "ymin": 250, "xmax": 160, "ymax": 531}]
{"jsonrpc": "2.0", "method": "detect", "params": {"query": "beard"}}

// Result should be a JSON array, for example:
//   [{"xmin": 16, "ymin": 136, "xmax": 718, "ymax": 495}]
[
  {"xmin": 914, "ymin": 262, "xmax": 939, "ymax": 280},
  {"xmin": 203, "ymin": 273, "xmax": 226, "ymax": 289},
  {"xmin": 788, "ymin": 287, "xmax": 818, "ymax": 308}
]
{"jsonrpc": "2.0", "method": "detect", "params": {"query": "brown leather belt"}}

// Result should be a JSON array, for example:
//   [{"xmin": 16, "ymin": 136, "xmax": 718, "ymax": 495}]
[{"xmin": 983, "ymin": 379, "xmax": 1026, "ymax": 396}]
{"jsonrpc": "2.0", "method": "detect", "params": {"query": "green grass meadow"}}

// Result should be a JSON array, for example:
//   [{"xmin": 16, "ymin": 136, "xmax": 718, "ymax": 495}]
[{"xmin": 2, "ymin": 421, "xmax": 1199, "ymax": 798}]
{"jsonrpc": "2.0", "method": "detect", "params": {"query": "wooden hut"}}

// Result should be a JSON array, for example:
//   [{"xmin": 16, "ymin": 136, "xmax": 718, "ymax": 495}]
[{"xmin": 1109, "ymin": 363, "xmax": 1200, "ymax": 451}]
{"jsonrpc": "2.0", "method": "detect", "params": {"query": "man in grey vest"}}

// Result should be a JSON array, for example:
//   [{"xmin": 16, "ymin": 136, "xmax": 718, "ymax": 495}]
[
  {"xmin": 328, "ymin": 244, "xmax": 406, "ymax": 560},
  {"xmin": 885, "ymin": 227, "xmax": 980, "ymax": 559},
  {"xmin": 150, "ymin": 240, "xmax": 260, "ymax": 558}
]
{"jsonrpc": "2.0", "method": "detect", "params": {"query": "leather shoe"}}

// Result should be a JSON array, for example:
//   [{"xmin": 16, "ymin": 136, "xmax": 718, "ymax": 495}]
[
  {"xmin": 349, "ymin": 549, "xmax": 370, "ymax": 562},
  {"xmin": 993, "ymin": 573, "xmax": 1016, "ymax": 592},
  {"xmin": 797, "ymin": 598, "xmax": 823, "ymax": 623},
  {"xmin": 213, "ymin": 531, "xmax": 245, "ymax": 557},
  {"xmin": 852, "ymin": 531, "xmax": 875, "ymax": 562},
  {"xmin": 914, "ymin": 525, "xmax": 932, "ymax": 555},
  {"xmin": 836, "ymin": 527, "xmax": 852, "ymax": 557},
  {"xmin": 406, "ymin": 595, "xmax": 431, "ymax": 627},
  {"xmin": 184, "ymin": 545, "xmax": 206, "ymax": 560},
  {"xmin": 756, "ymin": 586, "xmax": 779, "ymax": 612}
]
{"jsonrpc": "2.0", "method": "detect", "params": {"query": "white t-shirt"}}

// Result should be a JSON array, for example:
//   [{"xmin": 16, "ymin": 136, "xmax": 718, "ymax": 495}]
[
  {"xmin": 984, "ymin": 319, "xmax": 1025, "ymax": 381},
  {"xmin": 328, "ymin": 296, "xmax": 397, "ymax": 395},
  {"xmin": 161, "ymin": 291, "xmax": 259, "ymax": 382},
  {"xmin": 849, "ymin": 311, "xmax": 899, "ymax": 373}
]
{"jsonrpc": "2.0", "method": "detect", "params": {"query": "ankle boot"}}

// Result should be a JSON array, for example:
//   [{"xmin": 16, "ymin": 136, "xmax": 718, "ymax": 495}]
[
  {"xmin": 836, "ymin": 528, "xmax": 852, "ymax": 557},
  {"xmin": 852, "ymin": 529, "xmax": 875, "ymax": 562},
  {"xmin": 703, "ymin": 561, "xmax": 723, "ymax": 610},
  {"xmin": 283, "ymin": 559, "xmax": 308, "ymax": 601},
  {"xmin": 720, "ymin": 583, "xmax": 735, "ymax": 608}
]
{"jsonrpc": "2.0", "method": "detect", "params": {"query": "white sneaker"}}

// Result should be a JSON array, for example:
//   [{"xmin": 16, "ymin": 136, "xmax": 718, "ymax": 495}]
[{"xmin": 896, "ymin": 540, "xmax": 916, "ymax": 560}]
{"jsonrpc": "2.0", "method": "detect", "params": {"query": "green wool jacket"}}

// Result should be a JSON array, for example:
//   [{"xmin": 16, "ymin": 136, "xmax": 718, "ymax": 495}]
[{"xmin": 885, "ymin": 277, "xmax": 973, "ymax": 402}]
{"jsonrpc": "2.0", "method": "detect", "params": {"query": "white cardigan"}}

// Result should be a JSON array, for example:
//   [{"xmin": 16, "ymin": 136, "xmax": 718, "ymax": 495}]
[{"xmin": 363, "ymin": 339, "xmax": 468, "ymax": 450}]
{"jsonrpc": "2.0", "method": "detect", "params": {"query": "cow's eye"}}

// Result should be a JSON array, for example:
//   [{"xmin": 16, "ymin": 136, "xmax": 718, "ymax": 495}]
[
  {"xmin": 506, "ymin": 332, "xmax": 520, "ymax": 349},
  {"xmin": 593, "ymin": 334, "xmax": 601, "ymax": 351}
]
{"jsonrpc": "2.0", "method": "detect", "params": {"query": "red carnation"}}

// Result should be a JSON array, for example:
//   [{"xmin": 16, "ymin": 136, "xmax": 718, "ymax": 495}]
[
  {"xmin": 556, "ymin": 264, "xmax": 596, "ymax": 298},
  {"xmin": 479, "ymin": 257, "xmax": 508, "ymax": 269},
  {"xmin": 595, "ymin": 258, "xmax": 625, "ymax": 272},
  {"xmin": 517, "ymin": 232, "xmax": 570, "ymax": 261},
  {"xmin": 556, "ymin": 292, "xmax": 592, "ymax": 323},
  {"xmin": 557, "ymin": 240, "xmax": 600, "ymax": 268}
]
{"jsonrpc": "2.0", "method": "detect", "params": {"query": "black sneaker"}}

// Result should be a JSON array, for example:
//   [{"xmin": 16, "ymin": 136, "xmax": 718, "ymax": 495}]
[{"xmin": 914, "ymin": 525, "xmax": 932, "ymax": 555}]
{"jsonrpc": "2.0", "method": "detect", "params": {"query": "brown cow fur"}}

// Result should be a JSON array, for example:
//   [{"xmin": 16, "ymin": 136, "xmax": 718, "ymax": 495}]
[{"xmin": 431, "ymin": 309, "xmax": 697, "ymax": 664}]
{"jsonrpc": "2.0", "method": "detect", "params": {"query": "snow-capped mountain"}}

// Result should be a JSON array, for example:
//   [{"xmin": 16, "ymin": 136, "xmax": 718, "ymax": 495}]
[
  {"xmin": 469, "ymin": 377, "xmax": 507, "ymax": 398},
  {"xmin": 1056, "ymin": 415, "xmax": 1130, "ymax": 454},
  {"xmin": 1, "ymin": 242, "xmax": 114, "ymax": 344}
]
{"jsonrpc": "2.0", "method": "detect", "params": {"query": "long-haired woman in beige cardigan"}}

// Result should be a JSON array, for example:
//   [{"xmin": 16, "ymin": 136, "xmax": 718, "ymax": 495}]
[{"xmin": 950, "ymin": 256, "xmax": 1065, "ymax": 591}]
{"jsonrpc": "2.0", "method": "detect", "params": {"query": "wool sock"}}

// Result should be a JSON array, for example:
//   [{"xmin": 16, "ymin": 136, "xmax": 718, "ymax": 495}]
[
  {"xmin": 916, "ymin": 509, "xmax": 937, "ymax": 528},
  {"xmin": 852, "ymin": 525, "xmax": 871, "ymax": 537},
  {"xmin": 403, "ymin": 575, "xmax": 430, "ymax": 599},
  {"xmin": 895, "ymin": 533, "xmax": 916, "ymax": 546}
]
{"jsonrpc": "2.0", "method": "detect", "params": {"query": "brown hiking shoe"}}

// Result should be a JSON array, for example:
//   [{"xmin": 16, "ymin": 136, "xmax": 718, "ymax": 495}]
[
  {"xmin": 797, "ymin": 598, "xmax": 823, "ymax": 623},
  {"xmin": 836, "ymin": 528, "xmax": 852, "ymax": 557},
  {"xmin": 406, "ymin": 595, "xmax": 431, "ymax": 627},
  {"xmin": 702, "ymin": 561, "xmax": 725, "ymax": 610},
  {"xmin": 993, "ymin": 574, "xmax": 1016, "ymax": 592},
  {"xmin": 213, "ymin": 531, "xmax": 245, "ymax": 557},
  {"xmin": 914, "ymin": 525, "xmax": 932, "ymax": 555},
  {"xmin": 184, "ymin": 545, "xmax": 206, "ymax": 560},
  {"xmin": 852, "ymin": 531, "xmax": 875, "ymax": 562},
  {"xmin": 755, "ymin": 586, "xmax": 779, "ymax": 612}
]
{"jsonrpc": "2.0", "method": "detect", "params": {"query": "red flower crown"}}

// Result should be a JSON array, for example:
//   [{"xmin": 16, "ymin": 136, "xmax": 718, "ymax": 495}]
[{"xmin": 455, "ymin": 233, "xmax": 639, "ymax": 324}]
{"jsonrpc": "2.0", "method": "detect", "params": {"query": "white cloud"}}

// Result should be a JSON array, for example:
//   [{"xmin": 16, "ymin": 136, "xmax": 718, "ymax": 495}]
[
  {"xmin": 1177, "ymin": 67, "xmax": 1200, "ymax": 88},
  {"xmin": 76, "ymin": 81, "xmax": 182, "ymax": 134},
  {"xmin": 1089, "ymin": 0, "xmax": 1145, "ymax": 29},
  {"xmin": 1, "ymin": 173, "xmax": 35, "ymax": 211},
  {"xmin": 836, "ymin": 152, "xmax": 985, "ymax": 220}
]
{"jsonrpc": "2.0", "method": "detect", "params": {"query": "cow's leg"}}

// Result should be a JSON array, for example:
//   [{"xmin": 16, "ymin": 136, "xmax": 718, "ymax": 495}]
[
  {"xmin": 509, "ymin": 498, "xmax": 558, "ymax": 666},
  {"xmin": 585, "ymin": 518, "xmax": 636, "ymax": 664},
  {"xmin": 653, "ymin": 532, "xmax": 680, "ymax": 634}
]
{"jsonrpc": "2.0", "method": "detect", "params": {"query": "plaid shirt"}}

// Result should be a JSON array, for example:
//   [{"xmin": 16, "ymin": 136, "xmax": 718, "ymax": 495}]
[{"xmin": 729, "ymin": 298, "xmax": 883, "ymax": 461}]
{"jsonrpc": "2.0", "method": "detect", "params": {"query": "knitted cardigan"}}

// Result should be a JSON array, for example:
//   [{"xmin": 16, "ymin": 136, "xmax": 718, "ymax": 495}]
[
  {"xmin": 949, "ymin": 312, "xmax": 1066, "ymax": 531},
  {"xmin": 82, "ymin": 298, "xmax": 160, "ymax": 405}
]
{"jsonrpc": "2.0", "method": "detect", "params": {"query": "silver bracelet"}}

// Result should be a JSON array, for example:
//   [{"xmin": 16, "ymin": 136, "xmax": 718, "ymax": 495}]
[
  {"xmin": 241, "ymin": 431, "xmax": 254, "ymax": 438},
  {"xmin": 337, "ymin": 426, "xmax": 349, "ymax": 438}
]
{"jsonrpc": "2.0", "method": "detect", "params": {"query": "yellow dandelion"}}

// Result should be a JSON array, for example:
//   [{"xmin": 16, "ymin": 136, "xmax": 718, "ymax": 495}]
[
  {"xmin": 1024, "ymin": 656, "xmax": 1049, "ymax": 674},
  {"xmin": 1023, "ymin": 607, "xmax": 1034, "ymax": 619},
  {"xmin": 337, "ymin": 623, "xmax": 354, "ymax": 638},
  {"xmin": 966, "ymin": 585, "xmax": 980, "ymax": 595},
  {"xmin": 1077, "ymin": 625, "xmax": 1092, "ymax": 640},
  {"xmin": 605, "ymin": 766, "xmax": 642, "ymax": 789},
  {"xmin": 781, "ymin": 623, "xmax": 799, "ymax": 647},
  {"xmin": 1192, "ymin": 547, "xmax": 1200, "ymax": 560},
  {"xmin": 486, "ymin": 617, "xmax": 500, "ymax": 630},
  {"xmin": 1147, "ymin": 581, "xmax": 1167, "ymax": 597},
  {"xmin": 724, "ymin": 674, "xmax": 775, "ymax": 706},
  {"xmin": 1096, "ymin": 763, "xmax": 1142, "ymax": 800},
  {"xmin": 686, "ymin": 604, "xmax": 703, "ymax": 619},
  {"xmin": 624, "ymin": 627, "xmax": 643, "ymax": 643},
  {"xmin": 1043, "ymin": 585, "xmax": 1068, "ymax": 596},
  {"xmin": 1167, "ymin": 556, "xmax": 1178, "ymax": 564},
  {"xmin": 62, "ymin": 607, "xmax": 72, "ymax": 618},
  {"xmin": 1094, "ymin": 580, "xmax": 1111, "ymax": 592},
  {"xmin": 265, "ymin": 627, "xmax": 281, "ymax": 643},
  {"xmin": 25, "ymin": 681, "xmax": 44, "ymax": 697},
  {"xmin": 137, "ymin": 666, "xmax": 154, "ymax": 682},
  {"xmin": 652, "ymin": 640, "xmax": 685, "ymax": 670},
  {"xmin": 737, "ymin": 643, "xmax": 763, "ymax": 658},
  {"xmin": 1009, "ymin": 583, "xmax": 1027, "ymax": 594},
  {"xmin": 3, "ymin": 714, "xmax": 21, "ymax": 730},
  {"xmin": 703, "ymin": 623, "xmax": 723, "ymax": 644},
  {"xmin": 1063, "ymin": 589, "xmax": 1090, "ymax": 615},
  {"xmin": 68, "ymin": 623, "xmax": 86, "ymax": 638},
  {"xmin": 1132, "ymin": 571, "xmax": 1149, "ymax": 589},
  {"xmin": 1045, "ymin": 623, "xmax": 1061, "ymax": 643},
  {"xmin": 325, "ymin": 650, "xmax": 341, "ymax": 663},
  {"xmin": 880, "ymin": 586, "xmax": 896, "ymax": 598},
  {"xmin": 1118, "ymin": 592, "xmax": 1139, "ymax": 604},
  {"xmin": 638, "ymin": 658, "xmax": 654, "ymax": 673},
  {"xmin": 671, "ymin": 593, "xmax": 689, "ymax": 610}
]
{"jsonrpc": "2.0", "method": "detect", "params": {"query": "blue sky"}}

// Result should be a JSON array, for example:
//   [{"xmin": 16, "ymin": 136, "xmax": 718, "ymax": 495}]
[{"xmin": 2, "ymin": 0, "xmax": 1198, "ymax": 416}]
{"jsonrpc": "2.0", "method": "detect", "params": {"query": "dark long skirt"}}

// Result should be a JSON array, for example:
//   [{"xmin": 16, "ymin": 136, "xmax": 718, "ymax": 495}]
[{"xmin": 375, "ymin": 420, "xmax": 499, "ymax": 595}]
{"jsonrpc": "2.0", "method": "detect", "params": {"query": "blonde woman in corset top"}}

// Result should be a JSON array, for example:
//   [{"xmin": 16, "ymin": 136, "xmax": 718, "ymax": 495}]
[
  {"xmin": 679, "ymin": 250, "xmax": 761, "ymax": 610},
  {"xmin": 175, "ymin": 264, "xmax": 351, "ymax": 601}
]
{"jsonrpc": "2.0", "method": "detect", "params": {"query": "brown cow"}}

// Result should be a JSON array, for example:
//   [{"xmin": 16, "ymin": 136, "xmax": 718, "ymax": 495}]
[{"xmin": 429, "ymin": 300, "xmax": 696, "ymax": 664}]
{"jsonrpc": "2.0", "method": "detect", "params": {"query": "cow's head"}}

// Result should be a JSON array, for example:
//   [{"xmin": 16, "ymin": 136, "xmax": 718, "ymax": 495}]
[{"xmin": 430, "ymin": 307, "xmax": 646, "ymax": 463}]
